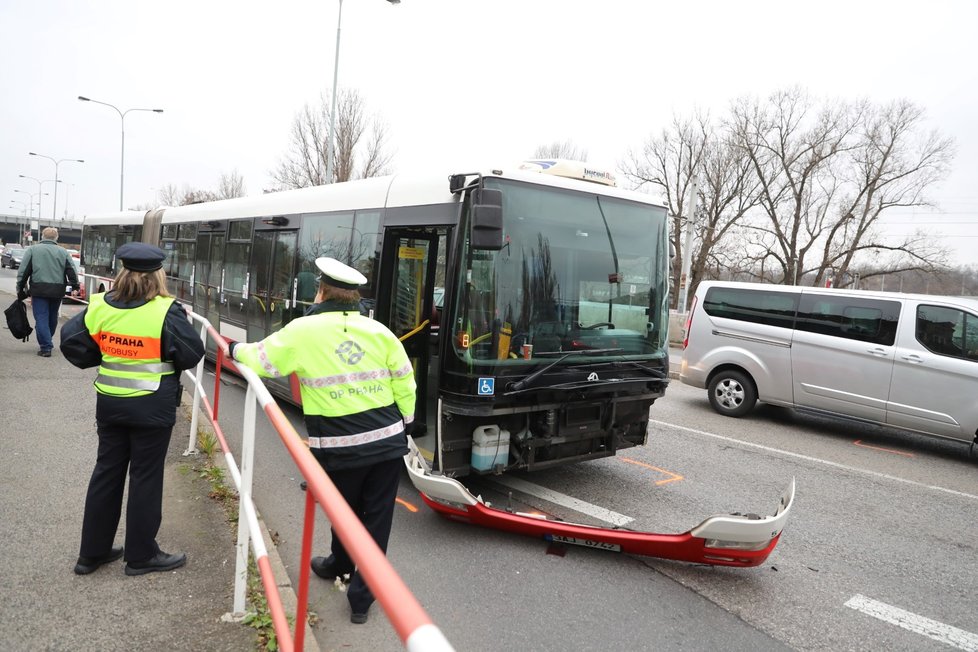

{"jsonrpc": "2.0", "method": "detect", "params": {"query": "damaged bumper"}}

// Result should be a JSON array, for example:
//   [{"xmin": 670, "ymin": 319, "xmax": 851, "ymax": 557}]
[{"xmin": 403, "ymin": 439, "xmax": 794, "ymax": 567}]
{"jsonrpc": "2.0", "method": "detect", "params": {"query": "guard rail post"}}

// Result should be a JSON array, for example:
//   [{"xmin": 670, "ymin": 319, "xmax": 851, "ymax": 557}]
[
  {"xmin": 183, "ymin": 319, "xmax": 209, "ymax": 455},
  {"xmin": 232, "ymin": 382, "xmax": 258, "ymax": 614}
]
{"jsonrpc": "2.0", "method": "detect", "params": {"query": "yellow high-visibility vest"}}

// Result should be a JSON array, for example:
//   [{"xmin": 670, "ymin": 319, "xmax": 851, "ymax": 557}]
[{"xmin": 85, "ymin": 294, "xmax": 176, "ymax": 397}]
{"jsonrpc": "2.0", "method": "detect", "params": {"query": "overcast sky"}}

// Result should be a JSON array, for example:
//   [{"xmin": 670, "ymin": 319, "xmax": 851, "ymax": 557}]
[{"xmin": 2, "ymin": 0, "xmax": 976, "ymax": 265}]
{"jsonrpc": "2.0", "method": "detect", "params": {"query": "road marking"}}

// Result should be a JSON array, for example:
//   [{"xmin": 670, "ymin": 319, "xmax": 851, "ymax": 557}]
[
  {"xmin": 619, "ymin": 456, "xmax": 684, "ymax": 485},
  {"xmin": 649, "ymin": 419, "xmax": 978, "ymax": 502},
  {"xmin": 845, "ymin": 594, "xmax": 978, "ymax": 651},
  {"xmin": 853, "ymin": 439, "xmax": 915, "ymax": 457},
  {"xmin": 396, "ymin": 497, "xmax": 419, "ymax": 513},
  {"xmin": 490, "ymin": 476, "xmax": 634, "ymax": 527}
]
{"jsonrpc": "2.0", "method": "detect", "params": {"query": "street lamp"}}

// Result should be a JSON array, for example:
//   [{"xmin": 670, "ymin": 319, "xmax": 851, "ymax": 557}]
[
  {"xmin": 13, "ymin": 188, "xmax": 49, "ymax": 218},
  {"xmin": 78, "ymin": 95, "xmax": 164, "ymax": 210},
  {"xmin": 18, "ymin": 174, "xmax": 59, "ymax": 216},
  {"xmin": 324, "ymin": 0, "xmax": 400, "ymax": 185},
  {"xmin": 9, "ymin": 200, "xmax": 27, "ymax": 216},
  {"xmin": 28, "ymin": 152, "xmax": 83, "ymax": 220},
  {"xmin": 63, "ymin": 183, "xmax": 76, "ymax": 221}
]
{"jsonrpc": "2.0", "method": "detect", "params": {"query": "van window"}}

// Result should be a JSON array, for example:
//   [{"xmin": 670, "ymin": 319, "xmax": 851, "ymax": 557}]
[
  {"xmin": 796, "ymin": 295, "xmax": 899, "ymax": 345},
  {"xmin": 702, "ymin": 287, "xmax": 797, "ymax": 329},
  {"xmin": 916, "ymin": 305, "xmax": 978, "ymax": 361}
]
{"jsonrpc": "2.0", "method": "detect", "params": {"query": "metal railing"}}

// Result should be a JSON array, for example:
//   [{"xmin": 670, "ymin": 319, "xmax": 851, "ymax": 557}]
[{"xmin": 180, "ymin": 308, "xmax": 453, "ymax": 652}]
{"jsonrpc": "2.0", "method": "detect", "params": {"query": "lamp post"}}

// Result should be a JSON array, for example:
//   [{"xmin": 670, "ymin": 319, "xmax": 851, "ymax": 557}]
[
  {"xmin": 78, "ymin": 96, "xmax": 164, "ymax": 210},
  {"xmin": 28, "ymin": 152, "xmax": 83, "ymax": 220},
  {"xmin": 9, "ymin": 200, "xmax": 27, "ymax": 216},
  {"xmin": 18, "ymin": 174, "xmax": 59, "ymax": 219},
  {"xmin": 324, "ymin": 0, "xmax": 400, "ymax": 185},
  {"xmin": 63, "ymin": 183, "xmax": 76, "ymax": 221},
  {"xmin": 13, "ymin": 189, "xmax": 49, "ymax": 218}
]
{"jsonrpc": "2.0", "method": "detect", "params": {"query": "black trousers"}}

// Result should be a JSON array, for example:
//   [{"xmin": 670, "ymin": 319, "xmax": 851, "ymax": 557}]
[
  {"xmin": 325, "ymin": 457, "xmax": 402, "ymax": 613},
  {"xmin": 79, "ymin": 422, "xmax": 173, "ymax": 563}
]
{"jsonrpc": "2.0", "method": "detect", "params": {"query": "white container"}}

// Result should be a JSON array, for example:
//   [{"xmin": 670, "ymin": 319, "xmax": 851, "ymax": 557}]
[{"xmin": 471, "ymin": 425, "xmax": 510, "ymax": 471}]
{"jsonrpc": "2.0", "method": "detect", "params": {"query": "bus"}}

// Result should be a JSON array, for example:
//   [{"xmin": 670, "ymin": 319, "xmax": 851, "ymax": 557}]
[{"xmin": 80, "ymin": 162, "xmax": 672, "ymax": 478}]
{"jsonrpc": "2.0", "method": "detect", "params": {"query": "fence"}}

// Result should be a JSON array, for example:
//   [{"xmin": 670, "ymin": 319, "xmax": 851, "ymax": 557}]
[{"xmin": 181, "ymin": 309, "xmax": 453, "ymax": 652}]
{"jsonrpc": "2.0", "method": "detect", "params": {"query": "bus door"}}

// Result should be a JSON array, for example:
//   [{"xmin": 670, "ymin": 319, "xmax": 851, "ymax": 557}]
[
  {"xmin": 193, "ymin": 230, "xmax": 225, "ymax": 342},
  {"xmin": 377, "ymin": 229, "xmax": 440, "ymax": 438},
  {"xmin": 249, "ymin": 229, "xmax": 299, "ymax": 340}
]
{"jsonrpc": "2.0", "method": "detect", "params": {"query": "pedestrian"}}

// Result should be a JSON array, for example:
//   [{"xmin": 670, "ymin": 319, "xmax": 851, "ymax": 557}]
[
  {"xmin": 60, "ymin": 242, "xmax": 205, "ymax": 576},
  {"xmin": 229, "ymin": 257, "xmax": 416, "ymax": 624},
  {"xmin": 15, "ymin": 227, "xmax": 79, "ymax": 357}
]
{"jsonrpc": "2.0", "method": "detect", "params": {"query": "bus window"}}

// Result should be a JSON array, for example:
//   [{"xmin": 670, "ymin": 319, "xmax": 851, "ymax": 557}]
[{"xmin": 223, "ymin": 241, "xmax": 250, "ymax": 331}]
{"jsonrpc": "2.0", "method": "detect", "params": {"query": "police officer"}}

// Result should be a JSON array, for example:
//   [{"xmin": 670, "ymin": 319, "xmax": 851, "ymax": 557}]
[
  {"xmin": 60, "ymin": 243, "xmax": 205, "ymax": 576},
  {"xmin": 230, "ymin": 257, "xmax": 416, "ymax": 624}
]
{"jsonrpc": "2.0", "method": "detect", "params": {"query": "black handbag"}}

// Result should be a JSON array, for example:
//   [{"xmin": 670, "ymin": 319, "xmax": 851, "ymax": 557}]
[{"xmin": 4, "ymin": 298, "xmax": 33, "ymax": 342}]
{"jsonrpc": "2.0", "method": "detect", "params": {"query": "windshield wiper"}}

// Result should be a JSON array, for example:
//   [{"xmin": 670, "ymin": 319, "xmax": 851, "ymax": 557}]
[
  {"xmin": 588, "ymin": 359, "xmax": 668, "ymax": 380},
  {"xmin": 504, "ymin": 376, "xmax": 657, "ymax": 396},
  {"xmin": 505, "ymin": 348, "xmax": 625, "ymax": 393}
]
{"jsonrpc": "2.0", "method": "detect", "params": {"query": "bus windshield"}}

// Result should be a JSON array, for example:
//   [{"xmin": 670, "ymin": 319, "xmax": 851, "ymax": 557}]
[{"xmin": 453, "ymin": 178, "xmax": 669, "ymax": 364}]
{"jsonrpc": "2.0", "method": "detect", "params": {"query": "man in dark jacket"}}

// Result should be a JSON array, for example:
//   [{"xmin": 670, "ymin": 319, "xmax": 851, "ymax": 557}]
[{"xmin": 16, "ymin": 227, "xmax": 79, "ymax": 357}]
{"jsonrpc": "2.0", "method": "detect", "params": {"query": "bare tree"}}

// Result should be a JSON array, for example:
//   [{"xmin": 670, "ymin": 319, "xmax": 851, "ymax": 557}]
[
  {"xmin": 621, "ymin": 112, "xmax": 758, "ymax": 306},
  {"xmin": 272, "ymin": 89, "xmax": 393, "ymax": 189},
  {"xmin": 532, "ymin": 140, "xmax": 588, "ymax": 161},
  {"xmin": 217, "ymin": 169, "xmax": 246, "ymax": 199},
  {"xmin": 157, "ymin": 183, "xmax": 182, "ymax": 207},
  {"xmin": 815, "ymin": 99, "xmax": 954, "ymax": 287},
  {"xmin": 156, "ymin": 183, "xmax": 217, "ymax": 206},
  {"xmin": 728, "ymin": 88, "xmax": 952, "ymax": 288}
]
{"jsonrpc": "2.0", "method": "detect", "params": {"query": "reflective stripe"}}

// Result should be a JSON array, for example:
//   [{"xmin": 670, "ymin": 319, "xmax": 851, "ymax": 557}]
[
  {"xmin": 392, "ymin": 363, "xmax": 414, "ymax": 378},
  {"xmin": 256, "ymin": 342, "xmax": 285, "ymax": 377},
  {"xmin": 403, "ymin": 414, "xmax": 415, "ymax": 424},
  {"xmin": 295, "ymin": 361, "xmax": 414, "ymax": 388},
  {"xmin": 95, "ymin": 374, "xmax": 161, "ymax": 391},
  {"xmin": 299, "ymin": 367, "xmax": 393, "ymax": 388},
  {"xmin": 307, "ymin": 421, "xmax": 405, "ymax": 449},
  {"xmin": 100, "ymin": 360, "xmax": 175, "ymax": 374}
]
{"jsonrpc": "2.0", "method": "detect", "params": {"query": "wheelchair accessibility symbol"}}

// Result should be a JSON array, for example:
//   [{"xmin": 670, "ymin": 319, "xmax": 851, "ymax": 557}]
[{"xmin": 477, "ymin": 377, "xmax": 495, "ymax": 396}]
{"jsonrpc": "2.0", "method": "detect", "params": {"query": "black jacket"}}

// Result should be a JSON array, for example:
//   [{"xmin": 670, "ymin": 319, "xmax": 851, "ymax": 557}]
[
  {"xmin": 16, "ymin": 240, "xmax": 79, "ymax": 299},
  {"xmin": 60, "ymin": 295, "xmax": 205, "ymax": 427}
]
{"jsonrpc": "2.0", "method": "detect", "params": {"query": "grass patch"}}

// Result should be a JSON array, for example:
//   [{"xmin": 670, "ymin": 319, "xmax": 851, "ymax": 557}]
[{"xmin": 195, "ymin": 432, "xmax": 279, "ymax": 651}]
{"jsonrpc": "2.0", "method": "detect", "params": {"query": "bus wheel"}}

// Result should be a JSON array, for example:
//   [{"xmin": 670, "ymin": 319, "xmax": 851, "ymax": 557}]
[
  {"xmin": 98, "ymin": 283, "xmax": 105, "ymax": 293},
  {"xmin": 708, "ymin": 370, "xmax": 756, "ymax": 417}
]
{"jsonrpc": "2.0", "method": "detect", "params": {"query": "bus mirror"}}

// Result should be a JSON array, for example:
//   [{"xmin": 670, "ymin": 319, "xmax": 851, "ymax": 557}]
[
  {"xmin": 669, "ymin": 241, "xmax": 677, "ymax": 259},
  {"xmin": 471, "ymin": 188, "xmax": 504, "ymax": 250},
  {"xmin": 449, "ymin": 174, "xmax": 467, "ymax": 193}
]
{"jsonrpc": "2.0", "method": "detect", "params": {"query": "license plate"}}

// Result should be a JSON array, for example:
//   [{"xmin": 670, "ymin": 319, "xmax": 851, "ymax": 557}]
[{"xmin": 548, "ymin": 534, "xmax": 621, "ymax": 552}]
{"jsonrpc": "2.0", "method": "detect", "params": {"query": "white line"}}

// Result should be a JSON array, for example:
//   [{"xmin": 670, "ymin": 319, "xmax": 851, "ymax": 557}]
[
  {"xmin": 649, "ymin": 419, "xmax": 978, "ymax": 502},
  {"xmin": 845, "ymin": 594, "xmax": 978, "ymax": 651},
  {"xmin": 489, "ymin": 476, "xmax": 634, "ymax": 527}
]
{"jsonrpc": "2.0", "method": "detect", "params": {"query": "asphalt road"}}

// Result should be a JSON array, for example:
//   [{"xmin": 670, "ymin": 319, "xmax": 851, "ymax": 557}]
[
  {"xmin": 195, "ymin": 346, "xmax": 978, "ymax": 650},
  {"xmin": 7, "ymin": 266, "xmax": 976, "ymax": 652}
]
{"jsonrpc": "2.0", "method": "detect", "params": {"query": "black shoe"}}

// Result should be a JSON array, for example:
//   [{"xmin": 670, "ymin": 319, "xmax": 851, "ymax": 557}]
[
  {"xmin": 74, "ymin": 545, "xmax": 124, "ymax": 575},
  {"xmin": 37, "ymin": 350, "xmax": 52, "ymax": 357},
  {"xmin": 124, "ymin": 551, "xmax": 187, "ymax": 576},
  {"xmin": 350, "ymin": 611, "xmax": 368, "ymax": 625},
  {"xmin": 310, "ymin": 556, "xmax": 351, "ymax": 581}
]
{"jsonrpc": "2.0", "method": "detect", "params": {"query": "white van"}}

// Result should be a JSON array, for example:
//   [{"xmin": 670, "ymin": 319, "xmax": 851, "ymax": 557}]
[{"xmin": 679, "ymin": 281, "xmax": 978, "ymax": 449}]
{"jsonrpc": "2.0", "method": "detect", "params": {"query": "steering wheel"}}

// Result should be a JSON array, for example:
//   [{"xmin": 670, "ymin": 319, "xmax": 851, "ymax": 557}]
[{"xmin": 579, "ymin": 322, "xmax": 615, "ymax": 330}]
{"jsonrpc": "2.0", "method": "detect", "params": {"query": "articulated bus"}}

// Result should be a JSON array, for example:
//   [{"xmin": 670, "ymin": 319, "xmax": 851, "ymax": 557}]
[{"xmin": 80, "ymin": 162, "xmax": 672, "ymax": 478}]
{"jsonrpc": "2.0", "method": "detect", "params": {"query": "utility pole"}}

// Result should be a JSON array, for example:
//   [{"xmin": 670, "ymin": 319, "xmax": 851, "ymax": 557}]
[{"xmin": 677, "ymin": 179, "xmax": 698, "ymax": 314}]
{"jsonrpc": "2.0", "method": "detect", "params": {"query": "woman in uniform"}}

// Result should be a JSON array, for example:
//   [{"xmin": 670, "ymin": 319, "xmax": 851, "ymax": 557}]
[{"xmin": 60, "ymin": 242, "xmax": 205, "ymax": 576}]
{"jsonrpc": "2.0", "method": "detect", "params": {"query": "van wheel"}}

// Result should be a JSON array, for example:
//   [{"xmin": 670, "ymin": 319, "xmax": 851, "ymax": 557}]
[{"xmin": 708, "ymin": 370, "xmax": 757, "ymax": 417}]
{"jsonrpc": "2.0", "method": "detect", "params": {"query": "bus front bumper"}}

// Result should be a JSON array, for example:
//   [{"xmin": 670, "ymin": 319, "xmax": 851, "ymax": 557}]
[{"xmin": 404, "ymin": 438, "xmax": 794, "ymax": 568}]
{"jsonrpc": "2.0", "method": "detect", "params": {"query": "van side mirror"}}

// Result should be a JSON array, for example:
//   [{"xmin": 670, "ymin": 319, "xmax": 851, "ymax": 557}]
[{"xmin": 470, "ymin": 188, "xmax": 504, "ymax": 251}]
